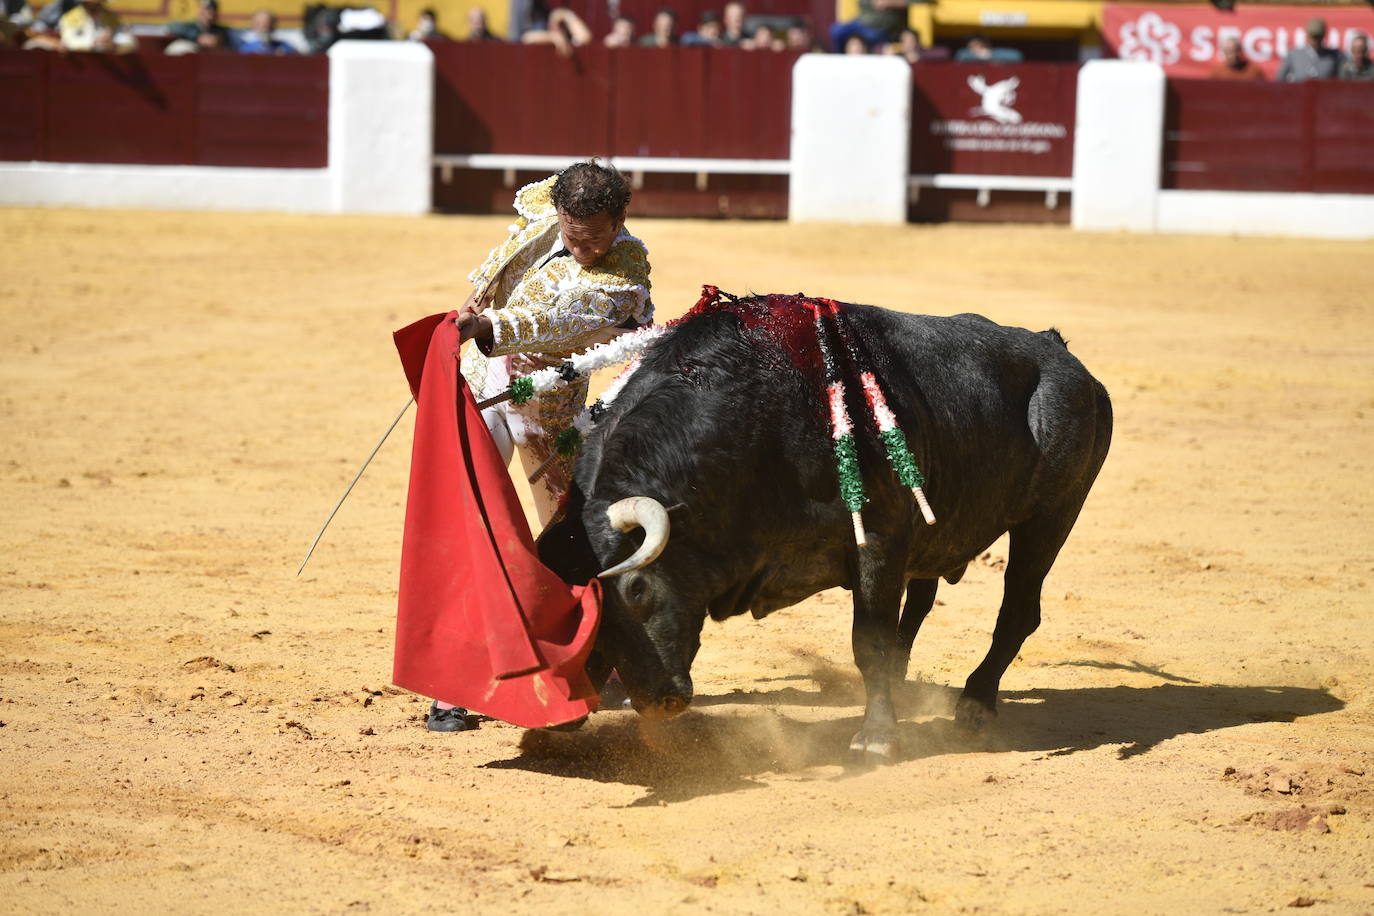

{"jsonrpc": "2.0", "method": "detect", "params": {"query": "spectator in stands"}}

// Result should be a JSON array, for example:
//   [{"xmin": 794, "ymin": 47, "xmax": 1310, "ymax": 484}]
[
  {"xmin": 0, "ymin": 14, "xmax": 19, "ymax": 46},
  {"xmin": 522, "ymin": 5, "xmax": 590, "ymax": 55},
  {"xmin": 955, "ymin": 33, "xmax": 1021, "ymax": 62},
  {"xmin": 785, "ymin": 21, "xmax": 816, "ymax": 52},
  {"xmin": 637, "ymin": 8, "xmax": 676, "ymax": 47},
  {"xmin": 1277, "ymin": 18, "xmax": 1345, "ymax": 82},
  {"xmin": 166, "ymin": 0, "xmax": 231, "ymax": 54},
  {"xmin": 604, "ymin": 14, "xmax": 635, "ymax": 47},
  {"xmin": 512, "ymin": 0, "xmax": 550, "ymax": 34},
  {"xmin": 464, "ymin": 7, "xmax": 500, "ymax": 41},
  {"xmin": 3, "ymin": 0, "xmax": 32, "ymax": 30},
  {"xmin": 56, "ymin": 0, "xmax": 134, "ymax": 51},
  {"xmin": 842, "ymin": 33, "xmax": 867, "ymax": 55},
  {"xmin": 744, "ymin": 22, "xmax": 783, "ymax": 50},
  {"xmin": 18, "ymin": 0, "xmax": 70, "ymax": 47},
  {"xmin": 238, "ymin": 9, "xmax": 296, "ymax": 53},
  {"xmin": 1341, "ymin": 33, "xmax": 1372, "ymax": 80},
  {"xmin": 886, "ymin": 26, "xmax": 921, "ymax": 63},
  {"xmin": 720, "ymin": 0, "xmax": 745, "ymax": 45},
  {"xmin": 406, "ymin": 7, "xmax": 447, "ymax": 40},
  {"xmin": 1208, "ymin": 36, "xmax": 1262, "ymax": 80},
  {"xmin": 26, "ymin": 0, "xmax": 71, "ymax": 32},
  {"xmin": 830, "ymin": 0, "xmax": 907, "ymax": 54},
  {"xmin": 1, "ymin": 0, "xmax": 28, "ymax": 45},
  {"xmin": 680, "ymin": 9, "xmax": 721, "ymax": 46}
]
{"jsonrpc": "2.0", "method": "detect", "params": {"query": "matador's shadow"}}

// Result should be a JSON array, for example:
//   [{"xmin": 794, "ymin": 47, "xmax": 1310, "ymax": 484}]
[{"xmin": 482, "ymin": 666, "xmax": 1343, "ymax": 806}]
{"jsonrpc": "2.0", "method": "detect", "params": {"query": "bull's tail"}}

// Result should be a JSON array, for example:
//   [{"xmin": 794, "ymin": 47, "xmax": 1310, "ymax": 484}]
[{"xmin": 1040, "ymin": 327, "xmax": 1068, "ymax": 349}]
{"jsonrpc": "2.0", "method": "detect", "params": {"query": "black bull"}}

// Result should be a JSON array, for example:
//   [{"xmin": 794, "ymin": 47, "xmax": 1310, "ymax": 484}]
[{"xmin": 536, "ymin": 299, "xmax": 1113, "ymax": 759}]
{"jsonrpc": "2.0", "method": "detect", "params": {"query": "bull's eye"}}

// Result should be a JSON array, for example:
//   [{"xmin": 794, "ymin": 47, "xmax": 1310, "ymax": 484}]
[{"xmin": 625, "ymin": 575, "xmax": 648, "ymax": 603}]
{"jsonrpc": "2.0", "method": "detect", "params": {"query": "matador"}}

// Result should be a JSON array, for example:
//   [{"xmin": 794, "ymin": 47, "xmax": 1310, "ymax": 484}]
[{"xmin": 457, "ymin": 161, "xmax": 653, "ymax": 526}]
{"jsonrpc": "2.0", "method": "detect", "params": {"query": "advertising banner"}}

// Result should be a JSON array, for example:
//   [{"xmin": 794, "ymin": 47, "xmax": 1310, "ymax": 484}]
[
  {"xmin": 911, "ymin": 63, "xmax": 1077, "ymax": 177},
  {"xmin": 1103, "ymin": 4, "xmax": 1374, "ymax": 79}
]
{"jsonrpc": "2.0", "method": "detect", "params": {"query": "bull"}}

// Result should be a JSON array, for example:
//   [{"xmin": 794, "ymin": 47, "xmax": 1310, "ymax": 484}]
[{"xmin": 537, "ymin": 296, "xmax": 1113, "ymax": 760}]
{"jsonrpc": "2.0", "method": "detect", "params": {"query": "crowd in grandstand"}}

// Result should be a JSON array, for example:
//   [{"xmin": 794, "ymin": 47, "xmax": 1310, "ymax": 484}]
[
  {"xmin": 0, "ymin": 0, "xmax": 1370, "ymax": 76},
  {"xmin": 2, "ymin": 0, "xmax": 301, "ymax": 53},
  {"xmin": 0, "ymin": 0, "xmax": 1032, "ymax": 59},
  {"xmin": 512, "ymin": 0, "xmax": 825, "ymax": 52},
  {"xmin": 0, "ymin": 0, "xmax": 889, "ymax": 55},
  {"xmin": 1205, "ymin": 18, "xmax": 1371, "ymax": 81}
]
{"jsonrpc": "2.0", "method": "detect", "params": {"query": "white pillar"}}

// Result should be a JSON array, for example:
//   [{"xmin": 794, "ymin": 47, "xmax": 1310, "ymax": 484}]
[
  {"xmin": 1071, "ymin": 60, "xmax": 1165, "ymax": 232},
  {"xmin": 789, "ymin": 55, "xmax": 912, "ymax": 225},
  {"xmin": 328, "ymin": 41, "xmax": 434, "ymax": 215}
]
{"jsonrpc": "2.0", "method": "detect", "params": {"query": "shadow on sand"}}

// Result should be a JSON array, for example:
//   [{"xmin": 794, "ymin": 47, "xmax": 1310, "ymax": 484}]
[{"xmin": 482, "ymin": 667, "xmax": 1343, "ymax": 806}]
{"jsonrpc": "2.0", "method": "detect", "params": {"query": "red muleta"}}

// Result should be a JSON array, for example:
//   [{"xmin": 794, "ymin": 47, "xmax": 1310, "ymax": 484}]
[{"xmin": 391, "ymin": 313, "xmax": 602, "ymax": 728}]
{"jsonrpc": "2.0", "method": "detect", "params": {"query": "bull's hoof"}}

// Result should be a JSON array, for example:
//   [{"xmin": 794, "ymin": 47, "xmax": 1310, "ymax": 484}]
[
  {"xmin": 848, "ymin": 728, "xmax": 897, "ymax": 762},
  {"xmin": 954, "ymin": 695, "xmax": 996, "ymax": 733}
]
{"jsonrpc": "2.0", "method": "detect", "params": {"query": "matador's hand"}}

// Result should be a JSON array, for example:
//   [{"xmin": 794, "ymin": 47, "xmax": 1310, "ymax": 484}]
[{"xmin": 456, "ymin": 311, "xmax": 492, "ymax": 345}]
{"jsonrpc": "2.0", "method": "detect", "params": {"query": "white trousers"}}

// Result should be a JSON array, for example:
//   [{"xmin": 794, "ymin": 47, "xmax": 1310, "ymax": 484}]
[{"xmin": 482, "ymin": 400, "xmax": 559, "ymax": 527}]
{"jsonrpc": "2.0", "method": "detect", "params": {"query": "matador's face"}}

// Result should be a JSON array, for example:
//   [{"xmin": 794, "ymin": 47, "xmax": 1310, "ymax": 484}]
[{"xmin": 557, "ymin": 208, "xmax": 624, "ymax": 268}]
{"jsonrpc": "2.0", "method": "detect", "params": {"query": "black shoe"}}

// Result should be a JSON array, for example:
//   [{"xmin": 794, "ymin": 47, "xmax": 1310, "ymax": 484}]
[{"xmin": 426, "ymin": 701, "xmax": 472, "ymax": 732}]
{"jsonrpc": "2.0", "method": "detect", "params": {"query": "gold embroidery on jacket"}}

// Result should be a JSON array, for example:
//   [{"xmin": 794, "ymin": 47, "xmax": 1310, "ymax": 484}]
[{"xmin": 460, "ymin": 176, "xmax": 654, "ymax": 503}]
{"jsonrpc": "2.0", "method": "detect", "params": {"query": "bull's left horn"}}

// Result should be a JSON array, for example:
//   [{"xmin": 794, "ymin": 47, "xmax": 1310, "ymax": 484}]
[{"xmin": 597, "ymin": 497, "xmax": 670, "ymax": 578}]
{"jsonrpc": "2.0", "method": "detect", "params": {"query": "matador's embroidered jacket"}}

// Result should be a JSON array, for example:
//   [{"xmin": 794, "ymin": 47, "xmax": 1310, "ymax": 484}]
[
  {"xmin": 462, "ymin": 176, "xmax": 652, "ymax": 503},
  {"xmin": 467, "ymin": 176, "xmax": 652, "ymax": 359}
]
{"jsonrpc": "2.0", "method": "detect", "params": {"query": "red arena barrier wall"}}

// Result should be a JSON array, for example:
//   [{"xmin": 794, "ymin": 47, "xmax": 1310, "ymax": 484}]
[
  {"xmin": 0, "ymin": 50, "xmax": 328, "ymax": 169},
  {"xmin": 610, "ymin": 47, "xmax": 713, "ymax": 158},
  {"xmin": 907, "ymin": 61, "xmax": 1077, "ymax": 225},
  {"xmin": 432, "ymin": 42, "xmax": 613, "ymax": 156},
  {"xmin": 1165, "ymin": 79, "xmax": 1374, "ymax": 194},
  {"xmin": 46, "ymin": 54, "xmax": 199, "ymax": 164},
  {"xmin": 196, "ymin": 55, "xmax": 330, "ymax": 168},
  {"xmin": 0, "ymin": 52, "xmax": 47, "ymax": 162},
  {"xmin": 693, "ymin": 47, "xmax": 797, "ymax": 159},
  {"xmin": 910, "ymin": 62, "xmax": 1077, "ymax": 178},
  {"xmin": 431, "ymin": 43, "xmax": 798, "ymax": 217}
]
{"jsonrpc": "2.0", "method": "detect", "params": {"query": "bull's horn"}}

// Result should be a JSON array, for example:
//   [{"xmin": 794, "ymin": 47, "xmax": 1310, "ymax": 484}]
[{"xmin": 597, "ymin": 497, "xmax": 670, "ymax": 578}]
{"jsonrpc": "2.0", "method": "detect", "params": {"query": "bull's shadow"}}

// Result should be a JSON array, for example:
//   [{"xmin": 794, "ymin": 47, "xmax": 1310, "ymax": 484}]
[{"xmin": 483, "ymin": 671, "xmax": 1343, "ymax": 806}]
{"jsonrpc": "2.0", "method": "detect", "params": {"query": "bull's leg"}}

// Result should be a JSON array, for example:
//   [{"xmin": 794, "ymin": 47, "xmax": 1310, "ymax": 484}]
[
  {"xmin": 956, "ymin": 507, "xmax": 1082, "ymax": 731},
  {"xmin": 849, "ymin": 560, "xmax": 908, "ymax": 761},
  {"xmin": 894, "ymin": 578, "xmax": 938, "ymax": 682}
]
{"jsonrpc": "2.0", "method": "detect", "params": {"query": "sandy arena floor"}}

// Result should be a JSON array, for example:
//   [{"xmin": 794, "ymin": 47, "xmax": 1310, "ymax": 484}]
[{"xmin": 2, "ymin": 208, "xmax": 1372, "ymax": 915}]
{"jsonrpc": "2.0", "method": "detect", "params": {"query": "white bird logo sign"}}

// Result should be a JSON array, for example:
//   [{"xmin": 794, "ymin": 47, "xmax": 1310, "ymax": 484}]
[{"xmin": 968, "ymin": 75, "xmax": 1023, "ymax": 125}]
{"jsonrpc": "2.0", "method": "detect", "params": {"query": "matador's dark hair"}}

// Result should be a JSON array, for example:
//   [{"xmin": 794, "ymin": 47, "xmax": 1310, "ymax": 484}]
[{"xmin": 552, "ymin": 160, "xmax": 632, "ymax": 221}]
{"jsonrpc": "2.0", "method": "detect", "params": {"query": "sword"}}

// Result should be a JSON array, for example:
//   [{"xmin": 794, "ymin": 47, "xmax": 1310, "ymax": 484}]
[
  {"xmin": 296, "ymin": 398, "xmax": 413, "ymax": 577},
  {"xmin": 295, "ymin": 383, "xmax": 525, "ymax": 576},
  {"xmin": 297, "ymin": 369, "xmax": 538, "ymax": 577}
]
